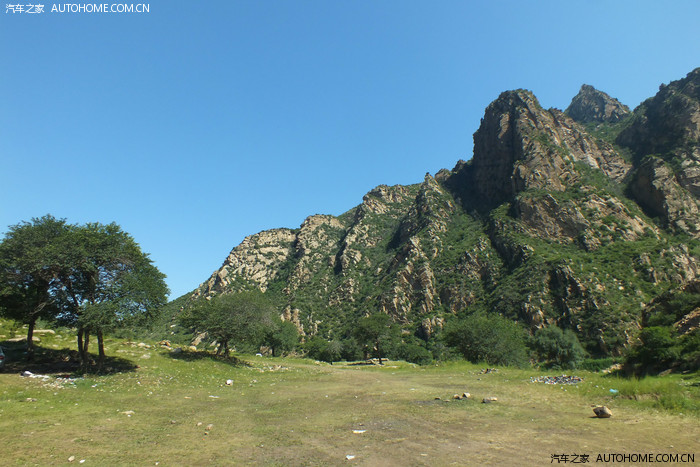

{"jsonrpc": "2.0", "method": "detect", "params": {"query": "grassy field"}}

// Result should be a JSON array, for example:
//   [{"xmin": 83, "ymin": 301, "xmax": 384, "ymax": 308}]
[{"xmin": 1, "ymin": 327, "xmax": 699, "ymax": 466}]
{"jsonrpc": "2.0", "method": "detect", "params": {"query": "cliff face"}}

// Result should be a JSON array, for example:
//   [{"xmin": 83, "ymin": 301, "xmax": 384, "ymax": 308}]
[
  {"xmin": 617, "ymin": 68, "xmax": 700, "ymax": 237},
  {"xmin": 190, "ymin": 68, "xmax": 700, "ymax": 356}
]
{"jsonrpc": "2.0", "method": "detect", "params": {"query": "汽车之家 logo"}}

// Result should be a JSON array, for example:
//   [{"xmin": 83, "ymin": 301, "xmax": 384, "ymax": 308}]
[{"xmin": 5, "ymin": 3, "xmax": 151, "ymax": 13}]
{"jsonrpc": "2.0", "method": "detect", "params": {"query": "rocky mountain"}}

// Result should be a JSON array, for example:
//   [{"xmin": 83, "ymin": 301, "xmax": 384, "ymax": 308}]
[
  {"xmin": 187, "ymin": 68, "xmax": 700, "ymax": 357},
  {"xmin": 565, "ymin": 84, "xmax": 630, "ymax": 123}
]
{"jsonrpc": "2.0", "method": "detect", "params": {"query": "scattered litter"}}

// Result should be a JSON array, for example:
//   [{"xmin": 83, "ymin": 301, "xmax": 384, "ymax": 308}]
[
  {"xmin": 530, "ymin": 375, "xmax": 583, "ymax": 385},
  {"xmin": 479, "ymin": 368, "xmax": 498, "ymax": 374},
  {"xmin": 482, "ymin": 397, "xmax": 498, "ymax": 403},
  {"xmin": 352, "ymin": 430, "xmax": 366, "ymax": 434},
  {"xmin": 609, "ymin": 389, "xmax": 619, "ymax": 394},
  {"xmin": 208, "ymin": 395, "xmax": 220, "ymax": 399},
  {"xmin": 21, "ymin": 370, "xmax": 50, "ymax": 380},
  {"xmin": 346, "ymin": 455, "xmax": 356, "ymax": 460},
  {"xmin": 121, "ymin": 410, "xmax": 135, "ymax": 417},
  {"xmin": 68, "ymin": 456, "xmax": 75, "ymax": 462},
  {"xmin": 226, "ymin": 379, "xmax": 233, "ymax": 386}
]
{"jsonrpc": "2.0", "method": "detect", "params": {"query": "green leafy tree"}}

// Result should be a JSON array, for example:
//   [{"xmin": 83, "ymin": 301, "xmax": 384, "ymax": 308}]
[
  {"xmin": 303, "ymin": 337, "xmax": 343, "ymax": 364},
  {"xmin": 626, "ymin": 326, "xmax": 681, "ymax": 374},
  {"xmin": 180, "ymin": 291, "xmax": 278, "ymax": 357},
  {"xmin": 54, "ymin": 222, "xmax": 169, "ymax": 371},
  {"xmin": 0, "ymin": 215, "xmax": 69, "ymax": 359},
  {"xmin": 355, "ymin": 312, "xmax": 399, "ymax": 364},
  {"xmin": 531, "ymin": 325, "xmax": 586, "ymax": 369},
  {"xmin": 392, "ymin": 340, "xmax": 433, "ymax": 365},
  {"xmin": 445, "ymin": 312, "xmax": 529, "ymax": 367},
  {"xmin": 264, "ymin": 320, "xmax": 299, "ymax": 357},
  {"xmin": 1, "ymin": 217, "xmax": 168, "ymax": 371}
]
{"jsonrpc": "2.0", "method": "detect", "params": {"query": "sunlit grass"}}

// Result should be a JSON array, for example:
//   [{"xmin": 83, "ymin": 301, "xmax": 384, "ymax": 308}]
[{"xmin": 1, "ymin": 322, "xmax": 699, "ymax": 465}]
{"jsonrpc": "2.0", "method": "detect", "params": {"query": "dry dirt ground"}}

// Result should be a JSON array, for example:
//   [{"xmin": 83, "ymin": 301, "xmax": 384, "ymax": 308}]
[{"xmin": 1, "ymin": 353, "xmax": 698, "ymax": 466}]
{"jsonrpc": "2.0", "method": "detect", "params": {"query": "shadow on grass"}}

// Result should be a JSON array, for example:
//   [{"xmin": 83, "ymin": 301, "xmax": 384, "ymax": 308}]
[
  {"xmin": 165, "ymin": 349, "xmax": 251, "ymax": 367},
  {"xmin": 1, "ymin": 340, "xmax": 139, "ymax": 376}
]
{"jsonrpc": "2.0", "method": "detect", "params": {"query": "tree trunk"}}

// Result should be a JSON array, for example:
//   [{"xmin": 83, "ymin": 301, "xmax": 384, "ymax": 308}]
[
  {"xmin": 97, "ymin": 329, "xmax": 105, "ymax": 372},
  {"xmin": 78, "ymin": 329, "xmax": 91, "ymax": 373},
  {"xmin": 78, "ymin": 328, "xmax": 85, "ymax": 368},
  {"xmin": 376, "ymin": 340, "xmax": 382, "ymax": 365},
  {"xmin": 26, "ymin": 319, "xmax": 36, "ymax": 361}
]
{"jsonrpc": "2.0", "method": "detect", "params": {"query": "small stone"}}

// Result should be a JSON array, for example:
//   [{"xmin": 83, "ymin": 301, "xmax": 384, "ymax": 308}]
[
  {"xmin": 68, "ymin": 456, "xmax": 75, "ymax": 462},
  {"xmin": 593, "ymin": 406, "xmax": 612, "ymax": 418},
  {"xmin": 482, "ymin": 397, "xmax": 498, "ymax": 403},
  {"xmin": 206, "ymin": 424, "xmax": 214, "ymax": 431},
  {"xmin": 462, "ymin": 392, "xmax": 471, "ymax": 399},
  {"xmin": 226, "ymin": 379, "xmax": 233, "ymax": 386},
  {"xmin": 453, "ymin": 394, "xmax": 461, "ymax": 400}
]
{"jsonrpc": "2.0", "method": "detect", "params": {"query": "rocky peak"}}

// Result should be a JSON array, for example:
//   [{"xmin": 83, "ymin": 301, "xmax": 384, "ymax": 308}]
[
  {"xmin": 448, "ymin": 89, "xmax": 629, "ymax": 209},
  {"xmin": 617, "ymin": 67, "xmax": 700, "ymax": 157},
  {"xmin": 565, "ymin": 84, "xmax": 630, "ymax": 123}
]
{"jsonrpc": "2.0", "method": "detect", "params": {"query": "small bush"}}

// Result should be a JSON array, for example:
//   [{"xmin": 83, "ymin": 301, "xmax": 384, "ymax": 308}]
[
  {"xmin": 580, "ymin": 357, "xmax": 618, "ymax": 372},
  {"xmin": 531, "ymin": 325, "xmax": 586, "ymax": 369},
  {"xmin": 444, "ymin": 312, "xmax": 529, "ymax": 367},
  {"xmin": 392, "ymin": 342, "xmax": 433, "ymax": 365}
]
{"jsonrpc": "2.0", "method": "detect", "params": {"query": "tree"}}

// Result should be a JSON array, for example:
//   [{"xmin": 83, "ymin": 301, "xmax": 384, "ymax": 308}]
[
  {"xmin": 0, "ymin": 215, "xmax": 69, "ymax": 360},
  {"xmin": 531, "ymin": 325, "xmax": 585, "ymax": 369},
  {"xmin": 264, "ymin": 320, "xmax": 299, "ymax": 357},
  {"xmin": 180, "ymin": 291, "xmax": 278, "ymax": 357},
  {"xmin": 445, "ymin": 312, "xmax": 528, "ymax": 367},
  {"xmin": 626, "ymin": 326, "xmax": 681, "ymax": 374},
  {"xmin": 54, "ymin": 222, "xmax": 169, "ymax": 371},
  {"xmin": 355, "ymin": 312, "xmax": 399, "ymax": 364},
  {"xmin": 1, "ymin": 217, "xmax": 168, "ymax": 371}
]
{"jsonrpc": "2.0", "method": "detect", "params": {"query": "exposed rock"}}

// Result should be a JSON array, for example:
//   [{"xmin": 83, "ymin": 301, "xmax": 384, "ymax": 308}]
[
  {"xmin": 593, "ymin": 406, "xmax": 612, "ymax": 418},
  {"xmin": 675, "ymin": 308, "xmax": 700, "ymax": 336},
  {"xmin": 194, "ymin": 228, "xmax": 297, "ymax": 297},
  {"xmin": 448, "ymin": 89, "xmax": 630, "ymax": 210},
  {"xmin": 628, "ymin": 156, "xmax": 700, "ymax": 237},
  {"xmin": 566, "ymin": 84, "xmax": 630, "ymax": 123},
  {"xmin": 482, "ymin": 397, "xmax": 498, "ymax": 403},
  {"xmin": 617, "ymin": 68, "xmax": 700, "ymax": 159}
]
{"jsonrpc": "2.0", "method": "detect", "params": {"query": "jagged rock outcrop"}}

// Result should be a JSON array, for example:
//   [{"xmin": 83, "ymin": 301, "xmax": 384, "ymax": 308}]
[
  {"xmin": 617, "ymin": 68, "xmax": 700, "ymax": 238},
  {"xmin": 628, "ymin": 156, "xmax": 700, "ymax": 236},
  {"xmin": 566, "ymin": 84, "xmax": 630, "ymax": 123},
  {"xmin": 617, "ymin": 68, "xmax": 700, "ymax": 158},
  {"xmin": 194, "ymin": 228, "xmax": 297, "ymax": 297},
  {"xmin": 447, "ymin": 90, "xmax": 630, "ymax": 210}
]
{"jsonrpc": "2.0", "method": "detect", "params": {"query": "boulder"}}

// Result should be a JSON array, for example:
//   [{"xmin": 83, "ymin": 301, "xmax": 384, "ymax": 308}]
[{"xmin": 593, "ymin": 406, "xmax": 612, "ymax": 418}]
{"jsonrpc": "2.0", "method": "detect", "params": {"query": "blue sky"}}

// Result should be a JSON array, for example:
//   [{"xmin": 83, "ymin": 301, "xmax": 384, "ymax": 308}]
[{"xmin": 2, "ymin": 1, "xmax": 699, "ymax": 299}]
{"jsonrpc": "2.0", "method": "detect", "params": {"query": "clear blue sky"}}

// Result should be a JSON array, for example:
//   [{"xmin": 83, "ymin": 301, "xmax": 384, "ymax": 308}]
[{"xmin": 2, "ymin": 1, "xmax": 699, "ymax": 300}]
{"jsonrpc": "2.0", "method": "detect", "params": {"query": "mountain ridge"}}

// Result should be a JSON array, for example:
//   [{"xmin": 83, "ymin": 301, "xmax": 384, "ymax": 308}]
[{"xmin": 185, "ymin": 68, "xmax": 700, "ymax": 358}]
